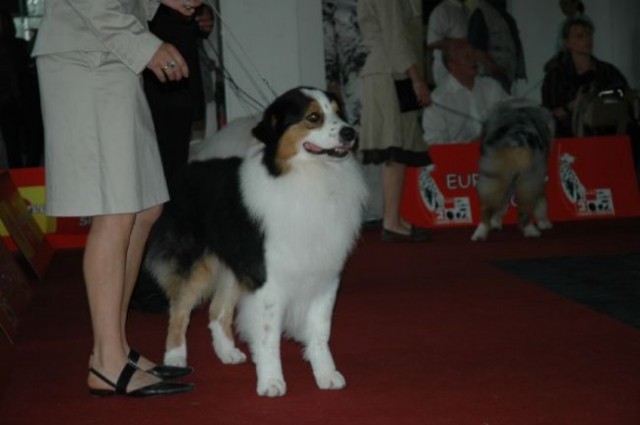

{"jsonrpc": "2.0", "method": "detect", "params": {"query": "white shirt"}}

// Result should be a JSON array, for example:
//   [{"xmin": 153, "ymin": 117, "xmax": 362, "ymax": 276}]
[
  {"xmin": 422, "ymin": 74, "xmax": 509, "ymax": 145},
  {"xmin": 427, "ymin": 0, "xmax": 470, "ymax": 86}
]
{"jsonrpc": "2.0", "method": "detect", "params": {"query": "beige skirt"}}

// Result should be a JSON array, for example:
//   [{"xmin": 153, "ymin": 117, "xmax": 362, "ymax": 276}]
[
  {"xmin": 359, "ymin": 73, "xmax": 424, "ymax": 153},
  {"xmin": 37, "ymin": 52, "xmax": 168, "ymax": 217}
]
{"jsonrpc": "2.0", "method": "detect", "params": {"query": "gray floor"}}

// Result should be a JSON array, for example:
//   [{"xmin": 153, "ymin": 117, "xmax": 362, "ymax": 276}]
[{"xmin": 494, "ymin": 253, "xmax": 640, "ymax": 329}]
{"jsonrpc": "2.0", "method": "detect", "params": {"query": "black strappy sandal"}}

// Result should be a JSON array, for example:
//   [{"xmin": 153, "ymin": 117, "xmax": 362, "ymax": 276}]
[
  {"xmin": 88, "ymin": 360, "xmax": 194, "ymax": 398},
  {"xmin": 128, "ymin": 349, "xmax": 194, "ymax": 379}
]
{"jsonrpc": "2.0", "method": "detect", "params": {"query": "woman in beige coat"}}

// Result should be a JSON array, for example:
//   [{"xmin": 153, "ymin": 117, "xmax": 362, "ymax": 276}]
[
  {"xmin": 357, "ymin": 0, "xmax": 431, "ymax": 242},
  {"xmin": 33, "ymin": 0, "xmax": 202, "ymax": 397}
]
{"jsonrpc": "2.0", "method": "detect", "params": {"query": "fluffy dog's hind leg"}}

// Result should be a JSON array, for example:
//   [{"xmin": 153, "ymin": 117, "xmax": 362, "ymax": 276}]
[
  {"xmin": 303, "ymin": 284, "xmax": 346, "ymax": 390},
  {"xmin": 533, "ymin": 196, "xmax": 553, "ymax": 230},
  {"xmin": 515, "ymin": 181, "xmax": 541, "ymax": 238},
  {"xmin": 164, "ymin": 262, "xmax": 214, "ymax": 367},
  {"xmin": 208, "ymin": 264, "xmax": 246, "ymax": 364},
  {"xmin": 472, "ymin": 176, "xmax": 507, "ymax": 241}
]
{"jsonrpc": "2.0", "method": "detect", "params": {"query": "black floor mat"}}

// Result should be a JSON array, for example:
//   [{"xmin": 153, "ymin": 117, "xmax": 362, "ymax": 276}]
[{"xmin": 493, "ymin": 253, "xmax": 640, "ymax": 329}]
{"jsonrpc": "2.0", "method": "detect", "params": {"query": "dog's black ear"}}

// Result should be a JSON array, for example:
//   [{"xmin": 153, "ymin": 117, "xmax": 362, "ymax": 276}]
[{"xmin": 252, "ymin": 113, "xmax": 278, "ymax": 145}]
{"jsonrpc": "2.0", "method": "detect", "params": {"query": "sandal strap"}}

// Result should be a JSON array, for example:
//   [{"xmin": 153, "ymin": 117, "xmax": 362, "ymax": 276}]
[
  {"xmin": 114, "ymin": 360, "xmax": 138, "ymax": 395},
  {"xmin": 89, "ymin": 367, "xmax": 117, "ymax": 389},
  {"xmin": 127, "ymin": 349, "xmax": 141, "ymax": 367}
]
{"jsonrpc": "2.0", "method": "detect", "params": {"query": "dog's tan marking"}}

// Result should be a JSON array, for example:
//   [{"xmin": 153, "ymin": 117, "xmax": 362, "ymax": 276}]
[
  {"xmin": 165, "ymin": 258, "xmax": 216, "ymax": 351},
  {"xmin": 275, "ymin": 100, "xmax": 324, "ymax": 173}
]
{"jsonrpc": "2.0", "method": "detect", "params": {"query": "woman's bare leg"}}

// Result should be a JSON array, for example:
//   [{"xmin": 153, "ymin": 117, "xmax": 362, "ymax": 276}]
[
  {"xmin": 85, "ymin": 213, "xmax": 160, "ymax": 391},
  {"xmin": 382, "ymin": 161, "xmax": 411, "ymax": 235},
  {"xmin": 120, "ymin": 205, "xmax": 164, "ymax": 370}
]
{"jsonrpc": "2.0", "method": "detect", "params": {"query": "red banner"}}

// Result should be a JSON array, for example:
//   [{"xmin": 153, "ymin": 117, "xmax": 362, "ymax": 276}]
[
  {"xmin": 401, "ymin": 135, "xmax": 640, "ymax": 228},
  {"xmin": 0, "ymin": 170, "xmax": 55, "ymax": 277},
  {"xmin": 0, "ymin": 168, "xmax": 89, "ymax": 249}
]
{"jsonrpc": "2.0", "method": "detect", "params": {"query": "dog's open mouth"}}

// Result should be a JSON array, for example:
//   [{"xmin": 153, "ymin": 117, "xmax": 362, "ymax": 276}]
[{"xmin": 303, "ymin": 142, "xmax": 351, "ymax": 158}]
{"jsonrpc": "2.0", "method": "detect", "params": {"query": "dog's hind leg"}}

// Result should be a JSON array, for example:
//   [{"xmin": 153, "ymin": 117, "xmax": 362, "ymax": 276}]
[
  {"xmin": 514, "ymin": 180, "xmax": 542, "ymax": 238},
  {"xmin": 302, "ymin": 283, "xmax": 346, "ymax": 391},
  {"xmin": 533, "ymin": 195, "xmax": 553, "ymax": 230},
  {"xmin": 208, "ymin": 263, "xmax": 247, "ymax": 364},
  {"xmin": 164, "ymin": 261, "xmax": 214, "ymax": 367},
  {"xmin": 471, "ymin": 175, "xmax": 507, "ymax": 241}
]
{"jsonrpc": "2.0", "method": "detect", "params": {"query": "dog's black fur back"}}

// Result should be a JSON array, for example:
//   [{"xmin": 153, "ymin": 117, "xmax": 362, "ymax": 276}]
[{"xmin": 146, "ymin": 158, "xmax": 266, "ymax": 291}]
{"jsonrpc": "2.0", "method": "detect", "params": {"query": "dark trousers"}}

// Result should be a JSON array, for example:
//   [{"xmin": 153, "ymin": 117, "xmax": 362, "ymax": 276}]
[{"xmin": 147, "ymin": 102, "xmax": 194, "ymax": 190}]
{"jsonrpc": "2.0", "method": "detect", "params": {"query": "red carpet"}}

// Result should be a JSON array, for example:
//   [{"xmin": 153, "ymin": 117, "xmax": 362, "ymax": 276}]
[{"xmin": 1, "ymin": 218, "xmax": 639, "ymax": 425}]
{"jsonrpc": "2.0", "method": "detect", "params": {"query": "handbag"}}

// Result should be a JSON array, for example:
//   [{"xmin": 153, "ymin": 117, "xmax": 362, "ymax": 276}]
[{"xmin": 394, "ymin": 78, "xmax": 421, "ymax": 112}]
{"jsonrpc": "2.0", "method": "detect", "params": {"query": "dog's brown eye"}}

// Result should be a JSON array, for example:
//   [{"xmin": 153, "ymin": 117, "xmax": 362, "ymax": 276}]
[{"xmin": 306, "ymin": 113, "xmax": 321, "ymax": 124}]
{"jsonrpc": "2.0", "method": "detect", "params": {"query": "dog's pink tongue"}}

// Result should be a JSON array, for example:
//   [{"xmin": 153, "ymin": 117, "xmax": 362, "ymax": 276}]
[{"xmin": 303, "ymin": 142, "xmax": 324, "ymax": 153}]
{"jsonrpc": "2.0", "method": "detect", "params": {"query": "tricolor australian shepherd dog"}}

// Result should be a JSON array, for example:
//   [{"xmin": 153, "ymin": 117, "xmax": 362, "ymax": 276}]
[
  {"xmin": 144, "ymin": 87, "xmax": 368, "ymax": 397},
  {"xmin": 471, "ymin": 98, "xmax": 554, "ymax": 241}
]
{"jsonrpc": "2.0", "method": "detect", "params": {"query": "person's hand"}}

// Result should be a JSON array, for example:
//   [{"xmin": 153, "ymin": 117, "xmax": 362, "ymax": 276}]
[
  {"xmin": 413, "ymin": 80, "xmax": 431, "ymax": 106},
  {"xmin": 161, "ymin": 0, "xmax": 204, "ymax": 17},
  {"xmin": 146, "ymin": 43, "xmax": 189, "ymax": 83},
  {"xmin": 195, "ymin": 5, "xmax": 214, "ymax": 36}
]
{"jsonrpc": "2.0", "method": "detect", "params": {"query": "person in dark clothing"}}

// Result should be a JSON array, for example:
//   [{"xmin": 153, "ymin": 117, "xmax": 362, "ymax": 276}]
[
  {"xmin": 132, "ymin": 4, "xmax": 214, "ymax": 313},
  {"xmin": 143, "ymin": 4, "xmax": 213, "ymax": 184},
  {"xmin": 541, "ymin": 17, "xmax": 628, "ymax": 138},
  {"xmin": 542, "ymin": 16, "xmax": 639, "ymax": 182},
  {"xmin": 0, "ymin": 9, "xmax": 44, "ymax": 167}
]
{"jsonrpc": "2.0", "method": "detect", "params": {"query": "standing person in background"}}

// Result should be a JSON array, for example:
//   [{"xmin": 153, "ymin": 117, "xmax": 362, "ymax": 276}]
[
  {"xmin": 32, "ymin": 0, "xmax": 202, "ymax": 397},
  {"xmin": 467, "ymin": 0, "xmax": 527, "ymax": 94},
  {"xmin": 426, "ymin": 0, "xmax": 472, "ymax": 87},
  {"xmin": 358, "ymin": 0, "xmax": 432, "ymax": 242}
]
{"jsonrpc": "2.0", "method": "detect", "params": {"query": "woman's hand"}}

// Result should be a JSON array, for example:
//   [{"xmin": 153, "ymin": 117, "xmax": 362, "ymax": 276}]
[
  {"xmin": 413, "ymin": 80, "xmax": 431, "ymax": 107},
  {"xmin": 407, "ymin": 64, "xmax": 431, "ymax": 107},
  {"xmin": 161, "ymin": 0, "xmax": 204, "ymax": 17},
  {"xmin": 146, "ymin": 43, "xmax": 189, "ymax": 83}
]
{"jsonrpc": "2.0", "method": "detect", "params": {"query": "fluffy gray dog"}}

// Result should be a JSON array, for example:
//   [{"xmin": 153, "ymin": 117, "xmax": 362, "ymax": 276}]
[{"xmin": 471, "ymin": 98, "xmax": 555, "ymax": 241}]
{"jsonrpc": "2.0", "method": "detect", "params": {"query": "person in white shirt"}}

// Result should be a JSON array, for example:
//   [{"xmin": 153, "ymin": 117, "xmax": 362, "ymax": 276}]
[
  {"xmin": 422, "ymin": 41, "xmax": 509, "ymax": 145},
  {"xmin": 426, "ymin": 0, "xmax": 472, "ymax": 87}
]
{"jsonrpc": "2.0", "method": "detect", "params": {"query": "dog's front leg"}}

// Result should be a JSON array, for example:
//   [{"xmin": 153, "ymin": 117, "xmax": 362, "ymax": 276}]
[
  {"xmin": 303, "ymin": 284, "xmax": 346, "ymax": 390},
  {"xmin": 245, "ymin": 291, "xmax": 286, "ymax": 397}
]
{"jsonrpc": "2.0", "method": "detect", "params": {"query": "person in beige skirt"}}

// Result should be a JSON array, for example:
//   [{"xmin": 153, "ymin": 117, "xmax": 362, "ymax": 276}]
[
  {"xmin": 32, "ymin": 0, "xmax": 203, "ymax": 397},
  {"xmin": 357, "ymin": 0, "xmax": 432, "ymax": 241}
]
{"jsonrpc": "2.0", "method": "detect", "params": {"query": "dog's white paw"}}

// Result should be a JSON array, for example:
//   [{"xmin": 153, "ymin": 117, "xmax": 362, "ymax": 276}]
[
  {"xmin": 164, "ymin": 345, "xmax": 187, "ymax": 367},
  {"xmin": 523, "ymin": 223, "xmax": 541, "ymax": 238},
  {"xmin": 216, "ymin": 346, "xmax": 247, "ymax": 364},
  {"xmin": 490, "ymin": 216, "xmax": 503, "ymax": 230},
  {"xmin": 471, "ymin": 223, "xmax": 490, "ymax": 241},
  {"xmin": 257, "ymin": 378, "xmax": 287, "ymax": 397},
  {"xmin": 315, "ymin": 370, "xmax": 346, "ymax": 390},
  {"xmin": 209, "ymin": 320, "xmax": 247, "ymax": 364},
  {"xmin": 536, "ymin": 219, "xmax": 553, "ymax": 230}
]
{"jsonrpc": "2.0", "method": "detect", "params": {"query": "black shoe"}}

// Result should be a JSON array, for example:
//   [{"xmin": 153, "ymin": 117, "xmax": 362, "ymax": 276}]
[
  {"xmin": 381, "ymin": 227, "xmax": 431, "ymax": 243},
  {"xmin": 128, "ymin": 349, "xmax": 194, "ymax": 379},
  {"xmin": 88, "ymin": 363, "xmax": 194, "ymax": 398}
]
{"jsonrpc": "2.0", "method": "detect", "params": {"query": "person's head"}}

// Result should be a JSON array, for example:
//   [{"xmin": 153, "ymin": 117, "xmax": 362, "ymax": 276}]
[
  {"xmin": 559, "ymin": 0, "xmax": 584, "ymax": 18},
  {"xmin": 562, "ymin": 17, "xmax": 594, "ymax": 55},
  {"xmin": 443, "ymin": 41, "xmax": 478, "ymax": 86}
]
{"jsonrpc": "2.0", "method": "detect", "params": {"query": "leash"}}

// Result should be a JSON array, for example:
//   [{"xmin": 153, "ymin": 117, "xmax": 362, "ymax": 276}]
[
  {"xmin": 204, "ymin": 0, "xmax": 278, "ymax": 108},
  {"xmin": 429, "ymin": 76, "xmax": 547, "ymax": 126}
]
